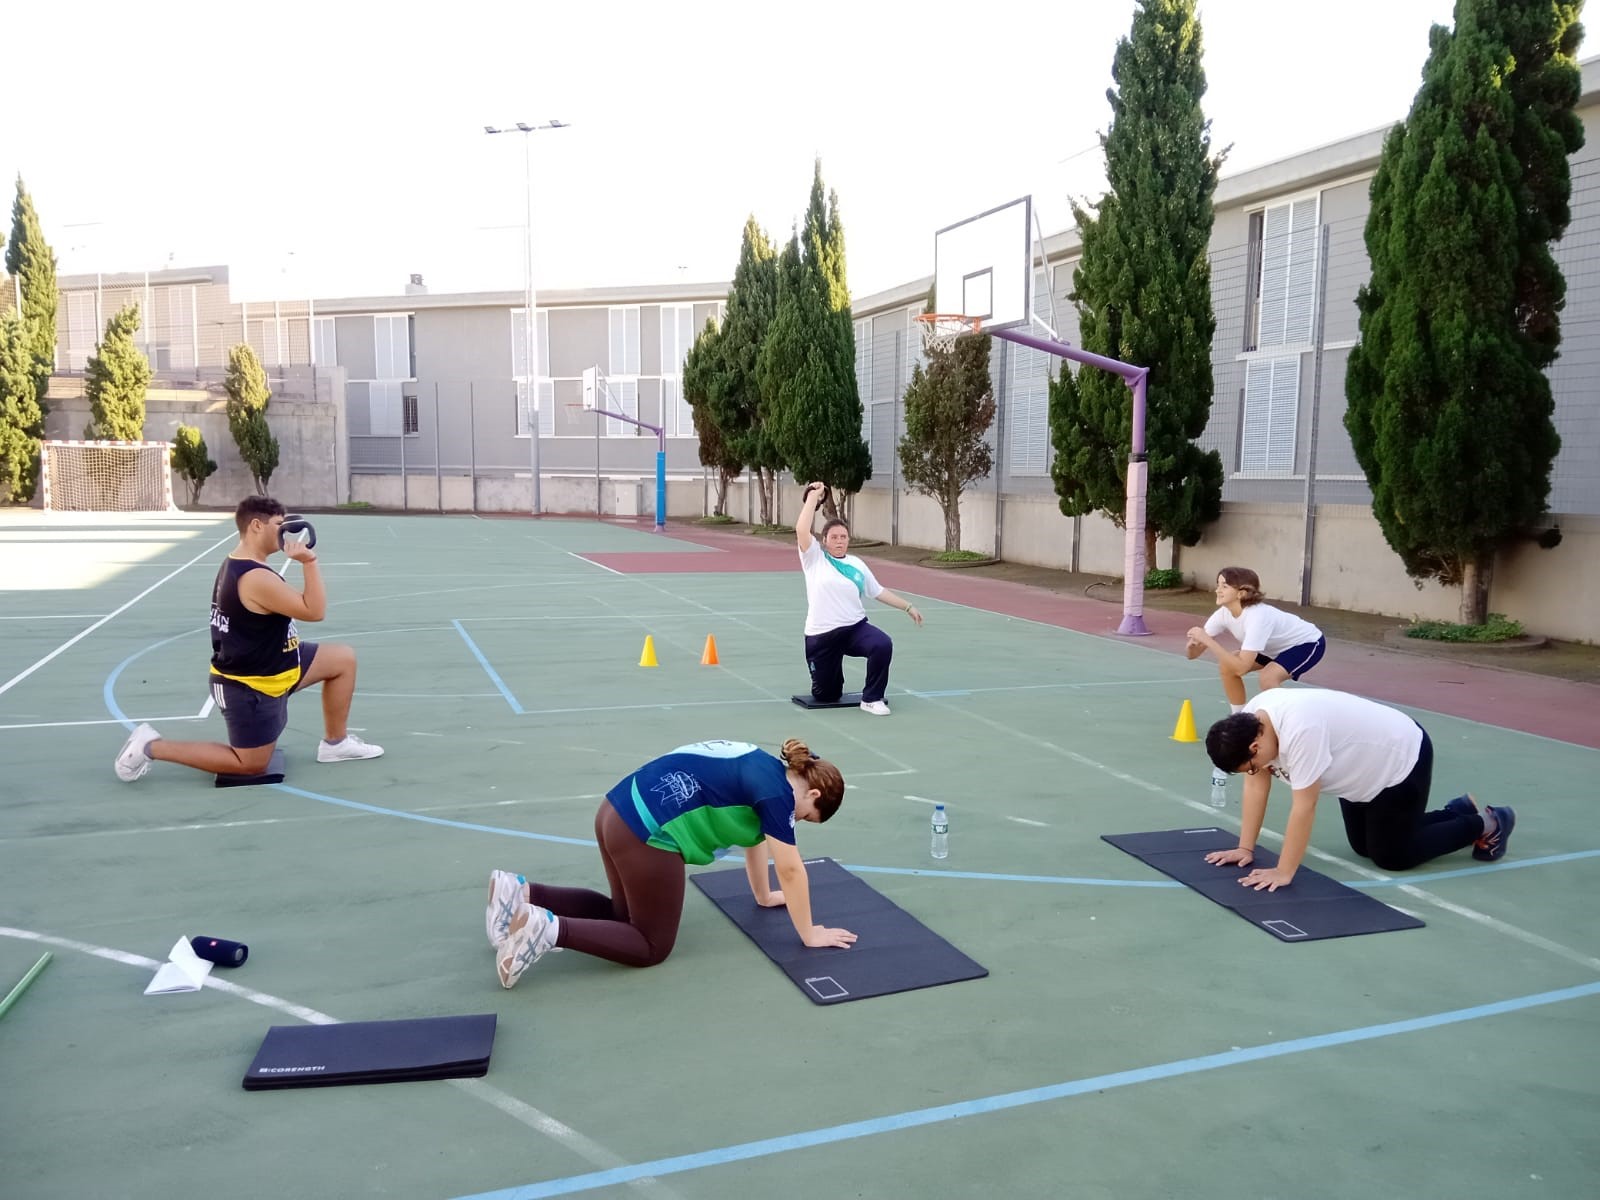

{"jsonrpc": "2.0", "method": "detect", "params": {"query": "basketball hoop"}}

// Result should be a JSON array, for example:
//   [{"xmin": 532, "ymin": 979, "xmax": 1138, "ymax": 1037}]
[{"xmin": 915, "ymin": 312, "xmax": 984, "ymax": 350}]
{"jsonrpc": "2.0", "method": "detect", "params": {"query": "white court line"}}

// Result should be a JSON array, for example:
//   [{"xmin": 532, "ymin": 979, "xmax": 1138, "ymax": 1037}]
[
  {"xmin": 572, "ymin": 552, "xmax": 624, "ymax": 576},
  {"xmin": 0, "ymin": 714, "xmax": 210, "ymax": 732},
  {"xmin": 197, "ymin": 695, "xmax": 215, "ymax": 719},
  {"xmin": 0, "ymin": 926, "xmax": 681, "ymax": 1195},
  {"xmin": 0, "ymin": 614, "xmax": 107, "ymax": 620},
  {"xmin": 0, "ymin": 532, "xmax": 234, "ymax": 699},
  {"xmin": 1008, "ymin": 817, "xmax": 1051, "ymax": 827}
]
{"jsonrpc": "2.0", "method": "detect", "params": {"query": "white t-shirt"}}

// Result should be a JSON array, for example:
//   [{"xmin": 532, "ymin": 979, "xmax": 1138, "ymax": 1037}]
[
  {"xmin": 799, "ymin": 539, "xmax": 883, "ymax": 635},
  {"xmin": 1204, "ymin": 603, "xmax": 1322, "ymax": 657},
  {"xmin": 1246, "ymin": 689, "xmax": 1422, "ymax": 804}
]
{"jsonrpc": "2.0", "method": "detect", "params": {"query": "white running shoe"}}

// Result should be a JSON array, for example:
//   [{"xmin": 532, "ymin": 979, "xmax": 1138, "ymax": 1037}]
[
  {"xmin": 485, "ymin": 869, "xmax": 528, "ymax": 950},
  {"xmin": 496, "ymin": 906, "xmax": 560, "ymax": 989},
  {"xmin": 114, "ymin": 723, "xmax": 160, "ymax": 781},
  {"xmin": 316, "ymin": 734, "xmax": 385, "ymax": 763},
  {"xmin": 859, "ymin": 700, "xmax": 891, "ymax": 716}
]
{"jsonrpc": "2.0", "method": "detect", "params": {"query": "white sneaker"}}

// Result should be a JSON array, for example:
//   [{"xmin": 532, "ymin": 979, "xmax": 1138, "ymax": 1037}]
[
  {"xmin": 859, "ymin": 700, "xmax": 891, "ymax": 716},
  {"xmin": 485, "ymin": 870, "xmax": 528, "ymax": 950},
  {"xmin": 317, "ymin": 734, "xmax": 384, "ymax": 763},
  {"xmin": 114, "ymin": 723, "xmax": 160, "ymax": 781},
  {"xmin": 496, "ymin": 906, "xmax": 560, "ymax": 989}
]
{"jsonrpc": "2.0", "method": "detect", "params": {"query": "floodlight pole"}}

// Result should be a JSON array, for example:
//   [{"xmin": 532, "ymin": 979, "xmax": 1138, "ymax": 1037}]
[
  {"xmin": 486, "ymin": 120, "xmax": 569, "ymax": 515},
  {"xmin": 990, "ymin": 327, "xmax": 1152, "ymax": 636}
]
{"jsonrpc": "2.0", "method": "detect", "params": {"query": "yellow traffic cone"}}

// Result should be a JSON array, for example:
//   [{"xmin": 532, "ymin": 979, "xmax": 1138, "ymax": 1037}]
[
  {"xmin": 639, "ymin": 635, "xmax": 659, "ymax": 668},
  {"xmin": 1170, "ymin": 699, "xmax": 1200, "ymax": 743},
  {"xmin": 700, "ymin": 635, "xmax": 720, "ymax": 666}
]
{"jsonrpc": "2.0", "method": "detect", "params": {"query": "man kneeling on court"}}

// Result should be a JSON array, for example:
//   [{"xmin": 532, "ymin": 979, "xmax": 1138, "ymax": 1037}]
[{"xmin": 114, "ymin": 496, "xmax": 383, "ymax": 782}]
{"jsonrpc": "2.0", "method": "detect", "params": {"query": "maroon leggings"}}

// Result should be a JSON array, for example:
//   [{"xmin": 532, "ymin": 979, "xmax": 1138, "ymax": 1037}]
[{"xmin": 525, "ymin": 801, "xmax": 686, "ymax": 967}]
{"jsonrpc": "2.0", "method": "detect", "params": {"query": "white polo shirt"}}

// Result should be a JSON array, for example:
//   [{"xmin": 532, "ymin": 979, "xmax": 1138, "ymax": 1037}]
[
  {"xmin": 1246, "ymin": 689, "xmax": 1423, "ymax": 803},
  {"xmin": 799, "ymin": 539, "xmax": 883, "ymax": 636},
  {"xmin": 1205, "ymin": 603, "xmax": 1323, "ymax": 656}
]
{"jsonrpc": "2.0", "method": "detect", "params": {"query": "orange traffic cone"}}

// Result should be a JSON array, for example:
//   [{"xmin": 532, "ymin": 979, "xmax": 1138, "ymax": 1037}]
[
  {"xmin": 639, "ymin": 635, "xmax": 659, "ymax": 668},
  {"xmin": 1170, "ymin": 699, "xmax": 1200, "ymax": 743},
  {"xmin": 700, "ymin": 635, "xmax": 720, "ymax": 666}
]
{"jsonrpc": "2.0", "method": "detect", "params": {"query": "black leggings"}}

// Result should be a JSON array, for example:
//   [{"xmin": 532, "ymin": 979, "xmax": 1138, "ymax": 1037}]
[
  {"xmin": 1337, "ymin": 730, "xmax": 1485, "ymax": 871},
  {"xmin": 526, "ymin": 802, "xmax": 685, "ymax": 968}
]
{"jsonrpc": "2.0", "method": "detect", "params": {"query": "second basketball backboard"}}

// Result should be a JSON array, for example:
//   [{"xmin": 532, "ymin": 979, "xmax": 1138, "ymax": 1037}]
[{"xmin": 931, "ymin": 197, "xmax": 1033, "ymax": 331}]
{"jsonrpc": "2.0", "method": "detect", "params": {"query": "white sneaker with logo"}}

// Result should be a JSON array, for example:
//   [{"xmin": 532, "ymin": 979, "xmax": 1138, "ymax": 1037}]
[
  {"xmin": 859, "ymin": 700, "xmax": 891, "ymax": 716},
  {"xmin": 496, "ymin": 906, "xmax": 561, "ymax": 989},
  {"xmin": 485, "ymin": 869, "xmax": 528, "ymax": 950},
  {"xmin": 114, "ymin": 723, "xmax": 161, "ymax": 781},
  {"xmin": 316, "ymin": 734, "xmax": 385, "ymax": 763}
]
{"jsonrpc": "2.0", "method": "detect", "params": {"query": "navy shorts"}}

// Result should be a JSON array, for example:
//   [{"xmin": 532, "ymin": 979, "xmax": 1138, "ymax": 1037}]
[
  {"xmin": 210, "ymin": 642, "xmax": 319, "ymax": 749},
  {"xmin": 1253, "ymin": 636, "xmax": 1326, "ymax": 680}
]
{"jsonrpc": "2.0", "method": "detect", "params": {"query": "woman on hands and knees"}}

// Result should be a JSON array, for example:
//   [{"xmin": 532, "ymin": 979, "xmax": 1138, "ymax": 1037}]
[
  {"xmin": 1202, "ymin": 688, "xmax": 1515, "ymax": 892},
  {"xmin": 485, "ymin": 738, "xmax": 855, "ymax": 989}
]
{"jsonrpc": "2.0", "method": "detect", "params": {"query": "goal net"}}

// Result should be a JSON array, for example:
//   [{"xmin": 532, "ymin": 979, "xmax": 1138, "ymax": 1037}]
[{"xmin": 41, "ymin": 440, "xmax": 178, "ymax": 512}]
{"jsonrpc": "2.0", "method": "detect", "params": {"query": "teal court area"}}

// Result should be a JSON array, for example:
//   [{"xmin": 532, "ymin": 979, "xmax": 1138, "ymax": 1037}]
[{"xmin": 1, "ymin": 510, "xmax": 1596, "ymax": 1199}]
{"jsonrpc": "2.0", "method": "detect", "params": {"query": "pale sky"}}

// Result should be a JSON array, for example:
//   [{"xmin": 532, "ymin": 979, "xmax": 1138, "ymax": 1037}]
[{"xmin": 4, "ymin": 0, "xmax": 1471, "ymax": 303}]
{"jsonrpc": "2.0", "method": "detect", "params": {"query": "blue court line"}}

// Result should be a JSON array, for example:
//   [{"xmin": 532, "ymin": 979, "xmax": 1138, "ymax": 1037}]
[
  {"xmin": 845, "ymin": 863, "xmax": 1180, "ymax": 888},
  {"xmin": 448, "ymin": 979, "xmax": 1600, "ymax": 1200},
  {"xmin": 452, "ymin": 619, "xmax": 524, "ymax": 714},
  {"xmin": 102, "ymin": 637, "xmax": 1600, "ymax": 888}
]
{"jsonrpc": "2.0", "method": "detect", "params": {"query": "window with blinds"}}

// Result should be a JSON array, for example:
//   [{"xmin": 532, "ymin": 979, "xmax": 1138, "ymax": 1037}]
[{"xmin": 1240, "ymin": 196, "xmax": 1319, "ymax": 474}]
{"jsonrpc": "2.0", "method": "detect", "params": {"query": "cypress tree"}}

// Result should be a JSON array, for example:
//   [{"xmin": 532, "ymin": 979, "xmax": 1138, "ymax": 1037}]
[
  {"xmin": 1344, "ymin": 0, "xmax": 1583, "ymax": 622},
  {"xmin": 1048, "ymin": 0, "xmax": 1224, "ymax": 567},
  {"xmin": 759, "ymin": 160, "xmax": 870, "ymax": 513},
  {"xmin": 225, "ymin": 344, "xmax": 279, "ymax": 494},
  {"xmin": 682, "ymin": 317, "xmax": 742, "ymax": 516},
  {"xmin": 708, "ymin": 217, "xmax": 783, "ymax": 524},
  {"xmin": 5, "ymin": 178, "xmax": 57, "ymax": 496},
  {"xmin": 0, "ymin": 311, "xmax": 42, "ymax": 501},
  {"xmin": 83, "ymin": 304, "xmax": 151, "ymax": 441}
]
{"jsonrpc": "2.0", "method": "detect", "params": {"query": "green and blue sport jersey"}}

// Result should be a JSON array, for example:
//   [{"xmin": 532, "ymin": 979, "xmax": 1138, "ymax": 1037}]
[{"xmin": 606, "ymin": 741, "xmax": 796, "ymax": 866}]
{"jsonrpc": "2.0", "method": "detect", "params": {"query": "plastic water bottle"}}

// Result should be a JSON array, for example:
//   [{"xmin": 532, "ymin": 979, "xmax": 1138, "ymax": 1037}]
[
  {"xmin": 1209, "ymin": 767, "xmax": 1228, "ymax": 809},
  {"xmin": 930, "ymin": 804, "xmax": 949, "ymax": 860}
]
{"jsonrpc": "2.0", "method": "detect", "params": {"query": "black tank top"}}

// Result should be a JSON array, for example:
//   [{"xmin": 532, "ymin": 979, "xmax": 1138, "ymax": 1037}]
[{"xmin": 209, "ymin": 558, "xmax": 301, "ymax": 695}]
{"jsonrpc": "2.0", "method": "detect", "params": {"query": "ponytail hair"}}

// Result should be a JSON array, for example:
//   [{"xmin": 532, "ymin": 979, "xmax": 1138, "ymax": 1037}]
[
  {"xmin": 779, "ymin": 738, "xmax": 845, "ymax": 821},
  {"xmin": 1218, "ymin": 566, "xmax": 1264, "ymax": 607}
]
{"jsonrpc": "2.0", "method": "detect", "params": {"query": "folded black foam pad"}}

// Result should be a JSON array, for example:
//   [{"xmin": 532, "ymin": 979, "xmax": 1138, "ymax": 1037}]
[
  {"xmin": 790, "ymin": 692, "xmax": 864, "ymax": 709},
  {"xmin": 215, "ymin": 748, "xmax": 286, "ymax": 789},
  {"xmin": 1102, "ymin": 828, "xmax": 1424, "ymax": 942},
  {"xmin": 242, "ymin": 1013, "xmax": 496, "ymax": 1090},
  {"xmin": 691, "ymin": 856, "xmax": 987, "ymax": 1003}
]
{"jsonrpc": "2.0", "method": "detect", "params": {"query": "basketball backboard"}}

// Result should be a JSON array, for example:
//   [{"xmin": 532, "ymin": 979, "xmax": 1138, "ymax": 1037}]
[
  {"xmin": 581, "ymin": 366, "xmax": 599, "ymax": 409},
  {"xmin": 931, "ymin": 197, "xmax": 1034, "ymax": 331}
]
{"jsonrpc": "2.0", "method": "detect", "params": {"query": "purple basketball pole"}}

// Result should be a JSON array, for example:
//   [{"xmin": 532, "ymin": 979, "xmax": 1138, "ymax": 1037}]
[
  {"xmin": 990, "ymin": 328, "xmax": 1152, "ymax": 636},
  {"xmin": 588, "ymin": 407, "xmax": 667, "ymax": 532}
]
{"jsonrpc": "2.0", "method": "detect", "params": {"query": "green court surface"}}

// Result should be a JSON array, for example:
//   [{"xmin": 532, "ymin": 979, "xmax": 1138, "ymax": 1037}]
[{"xmin": 1, "ymin": 511, "xmax": 1596, "ymax": 1200}]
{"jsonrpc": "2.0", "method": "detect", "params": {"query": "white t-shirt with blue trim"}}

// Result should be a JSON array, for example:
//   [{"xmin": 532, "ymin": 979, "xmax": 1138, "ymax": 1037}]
[{"xmin": 799, "ymin": 539, "xmax": 884, "ymax": 636}]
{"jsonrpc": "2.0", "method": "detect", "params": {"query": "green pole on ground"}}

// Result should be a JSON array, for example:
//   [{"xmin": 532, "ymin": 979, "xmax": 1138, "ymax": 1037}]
[{"xmin": 0, "ymin": 952, "xmax": 53, "ymax": 1020}]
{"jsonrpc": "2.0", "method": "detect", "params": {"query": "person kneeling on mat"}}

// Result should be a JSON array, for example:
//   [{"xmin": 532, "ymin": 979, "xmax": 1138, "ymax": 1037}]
[
  {"xmin": 1203, "ymin": 688, "xmax": 1515, "ymax": 891},
  {"xmin": 486, "ymin": 738, "xmax": 855, "ymax": 988},
  {"xmin": 796, "ymin": 481, "xmax": 922, "ymax": 716},
  {"xmin": 114, "ymin": 495, "xmax": 383, "ymax": 782}
]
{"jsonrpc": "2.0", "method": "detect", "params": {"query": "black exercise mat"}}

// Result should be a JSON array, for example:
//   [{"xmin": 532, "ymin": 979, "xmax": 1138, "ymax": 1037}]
[
  {"xmin": 1103, "ymin": 828, "xmax": 1423, "ymax": 942},
  {"xmin": 691, "ymin": 856, "xmax": 987, "ymax": 1003},
  {"xmin": 216, "ymin": 748, "xmax": 286, "ymax": 788},
  {"xmin": 791, "ymin": 692, "xmax": 864, "ymax": 709},
  {"xmin": 242, "ymin": 1013, "xmax": 496, "ymax": 1090}
]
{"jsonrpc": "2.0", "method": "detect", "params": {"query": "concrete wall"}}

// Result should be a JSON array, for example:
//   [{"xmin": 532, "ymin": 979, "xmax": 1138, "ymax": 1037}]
[{"xmin": 42, "ymin": 367, "xmax": 349, "ymax": 510}]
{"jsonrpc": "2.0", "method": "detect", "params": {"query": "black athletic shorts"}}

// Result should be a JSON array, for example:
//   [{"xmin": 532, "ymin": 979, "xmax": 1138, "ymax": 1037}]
[{"xmin": 209, "ymin": 642, "xmax": 320, "ymax": 749}]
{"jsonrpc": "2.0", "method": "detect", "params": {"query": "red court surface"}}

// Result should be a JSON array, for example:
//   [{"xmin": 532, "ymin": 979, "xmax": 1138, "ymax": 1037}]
[{"xmin": 646, "ymin": 523, "xmax": 1600, "ymax": 750}]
